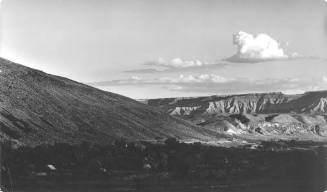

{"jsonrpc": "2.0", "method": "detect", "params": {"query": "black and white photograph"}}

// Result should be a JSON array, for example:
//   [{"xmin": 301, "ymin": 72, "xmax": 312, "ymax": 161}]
[{"xmin": 0, "ymin": 0, "xmax": 326, "ymax": 191}]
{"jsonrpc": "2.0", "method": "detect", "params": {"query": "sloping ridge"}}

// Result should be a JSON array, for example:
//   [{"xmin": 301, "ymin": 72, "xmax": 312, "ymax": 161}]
[{"xmin": 0, "ymin": 58, "xmax": 214, "ymax": 145}]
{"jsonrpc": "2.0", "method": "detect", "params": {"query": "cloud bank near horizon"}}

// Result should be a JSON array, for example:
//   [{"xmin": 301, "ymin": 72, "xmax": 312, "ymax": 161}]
[
  {"xmin": 90, "ymin": 74, "xmax": 231, "ymax": 86},
  {"xmin": 89, "ymin": 74, "xmax": 327, "ymax": 96}
]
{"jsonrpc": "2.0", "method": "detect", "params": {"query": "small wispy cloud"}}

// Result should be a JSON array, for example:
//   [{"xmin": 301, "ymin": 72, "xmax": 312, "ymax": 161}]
[
  {"xmin": 124, "ymin": 68, "xmax": 163, "ymax": 73},
  {"xmin": 177, "ymin": 74, "xmax": 229, "ymax": 83},
  {"xmin": 322, "ymin": 76, "xmax": 327, "ymax": 83},
  {"xmin": 226, "ymin": 31, "xmax": 297, "ymax": 63},
  {"xmin": 126, "ymin": 60, "xmax": 227, "ymax": 74},
  {"xmin": 146, "ymin": 58, "xmax": 210, "ymax": 68}
]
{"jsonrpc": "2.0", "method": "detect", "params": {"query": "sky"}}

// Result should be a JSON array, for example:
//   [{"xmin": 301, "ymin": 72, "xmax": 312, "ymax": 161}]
[{"xmin": 0, "ymin": 0, "xmax": 327, "ymax": 99}]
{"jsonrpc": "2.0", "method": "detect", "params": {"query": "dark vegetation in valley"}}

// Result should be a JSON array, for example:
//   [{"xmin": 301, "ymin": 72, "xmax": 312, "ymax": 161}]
[
  {"xmin": 0, "ymin": 59, "xmax": 327, "ymax": 192},
  {"xmin": 1, "ymin": 139, "xmax": 326, "ymax": 192}
]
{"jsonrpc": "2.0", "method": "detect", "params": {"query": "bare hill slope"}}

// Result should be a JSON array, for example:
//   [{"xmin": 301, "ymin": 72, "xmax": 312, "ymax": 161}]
[{"xmin": 0, "ymin": 58, "xmax": 215, "ymax": 145}]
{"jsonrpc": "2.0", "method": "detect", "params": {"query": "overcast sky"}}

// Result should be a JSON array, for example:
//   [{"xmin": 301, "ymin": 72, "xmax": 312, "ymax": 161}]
[{"xmin": 0, "ymin": 0, "xmax": 327, "ymax": 99}]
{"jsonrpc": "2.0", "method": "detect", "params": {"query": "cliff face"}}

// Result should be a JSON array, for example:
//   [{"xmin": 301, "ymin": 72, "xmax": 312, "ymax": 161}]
[
  {"xmin": 144, "ymin": 92, "xmax": 327, "ymax": 138},
  {"xmin": 0, "ymin": 58, "xmax": 216, "ymax": 145},
  {"xmin": 145, "ymin": 91, "xmax": 327, "ymax": 116}
]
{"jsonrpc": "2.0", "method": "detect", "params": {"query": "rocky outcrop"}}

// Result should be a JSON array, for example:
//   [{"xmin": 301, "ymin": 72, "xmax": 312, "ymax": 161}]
[{"xmin": 169, "ymin": 106, "xmax": 201, "ymax": 116}]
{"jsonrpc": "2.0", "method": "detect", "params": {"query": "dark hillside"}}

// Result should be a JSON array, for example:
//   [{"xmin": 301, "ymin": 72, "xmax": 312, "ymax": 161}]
[{"xmin": 0, "ymin": 58, "xmax": 214, "ymax": 145}]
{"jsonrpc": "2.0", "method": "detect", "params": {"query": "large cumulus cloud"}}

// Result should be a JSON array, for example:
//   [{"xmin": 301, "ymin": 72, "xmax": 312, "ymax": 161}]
[{"xmin": 226, "ymin": 31, "xmax": 290, "ymax": 63}]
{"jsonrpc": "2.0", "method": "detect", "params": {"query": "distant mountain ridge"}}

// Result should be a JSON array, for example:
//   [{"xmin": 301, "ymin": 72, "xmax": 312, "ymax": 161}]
[
  {"xmin": 143, "ymin": 91, "xmax": 327, "ymax": 138},
  {"xmin": 0, "ymin": 58, "xmax": 216, "ymax": 145},
  {"xmin": 144, "ymin": 91, "xmax": 327, "ymax": 115}
]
